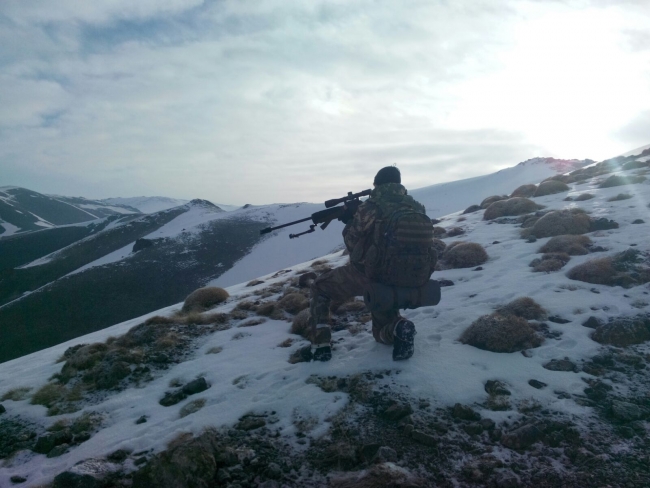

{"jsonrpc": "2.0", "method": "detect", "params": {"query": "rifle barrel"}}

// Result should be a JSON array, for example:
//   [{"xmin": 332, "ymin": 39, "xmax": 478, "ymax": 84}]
[{"xmin": 260, "ymin": 216, "xmax": 313, "ymax": 235}]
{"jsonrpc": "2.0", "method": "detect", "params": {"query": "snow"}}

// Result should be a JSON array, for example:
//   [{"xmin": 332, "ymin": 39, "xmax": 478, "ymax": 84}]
[
  {"xmin": 620, "ymin": 143, "xmax": 650, "ymax": 157},
  {"xmin": 0, "ymin": 221, "xmax": 20, "ymax": 238},
  {"xmin": 101, "ymin": 196, "xmax": 190, "ymax": 214},
  {"xmin": 76, "ymin": 204, "xmax": 137, "ymax": 215},
  {"xmin": 2, "ymin": 161, "xmax": 650, "ymax": 486},
  {"xmin": 410, "ymin": 158, "xmax": 585, "ymax": 217},
  {"xmin": 66, "ymin": 243, "xmax": 136, "ymax": 276}
]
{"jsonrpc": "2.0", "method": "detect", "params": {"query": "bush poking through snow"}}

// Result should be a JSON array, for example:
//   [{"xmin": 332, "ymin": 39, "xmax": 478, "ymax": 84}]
[
  {"xmin": 496, "ymin": 297, "xmax": 547, "ymax": 320},
  {"xmin": 511, "ymin": 184, "xmax": 537, "ymax": 198},
  {"xmin": 462, "ymin": 204, "xmax": 482, "ymax": 214},
  {"xmin": 431, "ymin": 238, "xmax": 446, "ymax": 256},
  {"xmin": 533, "ymin": 180, "xmax": 570, "ymax": 197},
  {"xmin": 483, "ymin": 198, "xmax": 541, "ymax": 220},
  {"xmin": 277, "ymin": 293, "xmax": 309, "ymax": 314},
  {"xmin": 460, "ymin": 313, "xmax": 543, "ymax": 353},
  {"xmin": 291, "ymin": 309, "xmax": 311, "ymax": 338},
  {"xmin": 539, "ymin": 235, "xmax": 592, "ymax": 256},
  {"xmin": 566, "ymin": 249, "xmax": 650, "ymax": 288},
  {"xmin": 591, "ymin": 317, "xmax": 650, "ymax": 346},
  {"xmin": 31, "ymin": 384, "xmax": 67, "ymax": 409},
  {"xmin": 529, "ymin": 209, "xmax": 591, "ymax": 238},
  {"xmin": 182, "ymin": 287, "xmax": 229, "ymax": 313},
  {"xmin": 255, "ymin": 301, "xmax": 285, "ymax": 320},
  {"xmin": 480, "ymin": 195, "xmax": 509, "ymax": 209},
  {"xmin": 439, "ymin": 242, "xmax": 488, "ymax": 269},
  {"xmin": 574, "ymin": 193, "xmax": 594, "ymax": 201},
  {"xmin": 599, "ymin": 175, "xmax": 647, "ymax": 188},
  {"xmin": 179, "ymin": 398, "xmax": 207, "ymax": 418},
  {"xmin": 607, "ymin": 193, "xmax": 632, "ymax": 202},
  {"xmin": 529, "ymin": 253, "xmax": 571, "ymax": 272},
  {"xmin": 1, "ymin": 387, "xmax": 31, "ymax": 402}
]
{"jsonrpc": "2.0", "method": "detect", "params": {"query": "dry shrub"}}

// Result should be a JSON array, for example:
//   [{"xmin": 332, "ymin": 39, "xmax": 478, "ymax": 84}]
[
  {"xmin": 529, "ymin": 209, "xmax": 591, "ymax": 238},
  {"xmin": 462, "ymin": 204, "xmax": 482, "ymax": 215},
  {"xmin": 431, "ymin": 238, "xmax": 446, "ymax": 256},
  {"xmin": 1, "ymin": 387, "xmax": 32, "ymax": 402},
  {"xmin": 432, "ymin": 226, "xmax": 446, "ymax": 237},
  {"xmin": 311, "ymin": 260, "xmax": 327, "ymax": 268},
  {"xmin": 239, "ymin": 318, "xmax": 266, "ymax": 327},
  {"xmin": 335, "ymin": 299, "xmax": 367, "ymax": 314},
  {"xmin": 530, "ymin": 253, "xmax": 571, "ymax": 272},
  {"xmin": 184, "ymin": 312, "xmax": 229, "ymax": 325},
  {"xmin": 277, "ymin": 293, "xmax": 309, "ymax": 314},
  {"xmin": 291, "ymin": 309, "xmax": 311, "ymax": 338},
  {"xmin": 460, "ymin": 313, "xmax": 543, "ymax": 353},
  {"xmin": 182, "ymin": 287, "xmax": 229, "ymax": 313},
  {"xmin": 599, "ymin": 174, "xmax": 646, "ymax": 188},
  {"xmin": 331, "ymin": 463, "xmax": 428, "ymax": 488},
  {"xmin": 64, "ymin": 343, "xmax": 108, "ymax": 370},
  {"xmin": 205, "ymin": 346, "xmax": 223, "ymax": 354},
  {"xmin": 256, "ymin": 302, "xmax": 285, "ymax": 320},
  {"xmin": 145, "ymin": 315, "xmax": 177, "ymax": 326},
  {"xmin": 278, "ymin": 338, "xmax": 294, "ymax": 348},
  {"xmin": 566, "ymin": 257, "xmax": 616, "ymax": 286},
  {"xmin": 533, "ymin": 180, "xmax": 570, "ymax": 197},
  {"xmin": 539, "ymin": 235, "xmax": 592, "ymax": 255},
  {"xmin": 31, "ymin": 383, "xmax": 67, "ymax": 408},
  {"xmin": 591, "ymin": 318, "xmax": 650, "ymax": 346},
  {"xmin": 441, "ymin": 242, "xmax": 488, "ymax": 268},
  {"xmin": 446, "ymin": 227, "xmax": 465, "ymax": 237},
  {"xmin": 480, "ymin": 195, "xmax": 509, "ymax": 209},
  {"xmin": 483, "ymin": 198, "xmax": 541, "ymax": 220},
  {"xmin": 229, "ymin": 309, "xmax": 248, "ymax": 320},
  {"xmin": 574, "ymin": 193, "xmax": 594, "ymax": 201},
  {"xmin": 511, "ymin": 184, "xmax": 537, "ymax": 198},
  {"xmin": 235, "ymin": 301, "xmax": 257, "ymax": 311},
  {"xmin": 246, "ymin": 279, "xmax": 264, "ymax": 287},
  {"xmin": 496, "ymin": 297, "xmax": 547, "ymax": 320},
  {"xmin": 607, "ymin": 193, "xmax": 632, "ymax": 202}
]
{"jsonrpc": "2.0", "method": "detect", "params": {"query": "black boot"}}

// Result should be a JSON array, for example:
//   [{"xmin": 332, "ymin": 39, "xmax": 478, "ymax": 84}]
[{"xmin": 393, "ymin": 319, "xmax": 416, "ymax": 361}]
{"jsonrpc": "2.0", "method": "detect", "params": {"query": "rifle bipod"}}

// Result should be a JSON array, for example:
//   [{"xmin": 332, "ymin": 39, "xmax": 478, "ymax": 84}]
[{"xmin": 289, "ymin": 224, "xmax": 317, "ymax": 239}]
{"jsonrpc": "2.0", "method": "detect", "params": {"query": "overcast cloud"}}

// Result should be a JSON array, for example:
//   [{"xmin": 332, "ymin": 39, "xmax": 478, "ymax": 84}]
[{"xmin": 1, "ymin": 0, "xmax": 649, "ymax": 205}]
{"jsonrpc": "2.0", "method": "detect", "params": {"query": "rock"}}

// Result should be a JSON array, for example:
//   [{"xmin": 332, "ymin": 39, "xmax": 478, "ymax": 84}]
[
  {"xmin": 611, "ymin": 400, "xmax": 648, "ymax": 422},
  {"xmin": 265, "ymin": 462, "xmax": 282, "ymax": 480},
  {"xmin": 582, "ymin": 316, "xmax": 602, "ymax": 329},
  {"xmin": 632, "ymin": 219, "xmax": 645, "ymax": 224},
  {"xmin": 584, "ymin": 381, "xmax": 612, "ymax": 402},
  {"xmin": 159, "ymin": 390, "xmax": 187, "ymax": 407},
  {"xmin": 495, "ymin": 471, "xmax": 521, "ymax": 488},
  {"xmin": 480, "ymin": 418, "xmax": 496, "ymax": 431},
  {"xmin": 528, "ymin": 379, "xmax": 547, "ymax": 389},
  {"xmin": 373, "ymin": 446, "xmax": 398, "ymax": 463},
  {"xmin": 382, "ymin": 402, "xmax": 413, "ymax": 421},
  {"xmin": 52, "ymin": 472, "xmax": 99, "ymax": 488},
  {"xmin": 132, "ymin": 238, "xmax": 155, "ymax": 253},
  {"xmin": 33, "ymin": 434, "xmax": 57, "ymax": 454},
  {"xmin": 73, "ymin": 432, "xmax": 91, "ymax": 444},
  {"xmin": 135, "ymin": 415, "xmax": 148, "ymax": 424},
  {"xmin": 543, "ymin": 359, "xmax": 579, "ymax": 372},
  {"xmin": 439, "ymin": 279, "xmax": 455, "ymax": 287},
  {"xmin": 463, "ymin": 423, "xmax": 484, "ymax": 435},
  {"xmin": 182, "ymin": 377, "xmax": 209, "ymax": 395},
  {"xmin": 47, "ymin": 443, "xmax": 69, "ymax": 458},
  {"xmin": 411, "ymin": 430, "xmax": 437, "ymax": 447},
  {"xmin": 0, "ymin": 404, "xmax": 5, "ymax": 414},
  {"xmin": 485, "ymin": 380, "xmax": 511, "ymax": 396},
  {"xmin": 235, "ymin": 416, "xmax": 266, "ymax": 431},
  {"xmin": 108, "ymin": 449, "xmax": 131, "ymax": 463},
  {"xmin": 360, "ymin": 443, "xmax": 381, "ymax": 462},
  {"xmin": 216, "ymin": 448, "xmax": 238, "ymax": 467},
  {"xmin": 10, "ymin": 476, "xmax": 27, "ymax": 484},
  {"xmin": 463, "ymin": 204, "xmax": 482, "ymax": 214},
  {"xmin": 501, "ymin": 423, "xmax": 544, "ymax": 450},
  {"xmin": 548, "ymin": 315, "xmax": 571, "ymax": 324},
  {"xmin": 589, "ymin": 217, "xmax": 619, "ymax": 231},
  {"xmin": 452, "ymin": 403, "xmax": 481, "ymax": 421}
]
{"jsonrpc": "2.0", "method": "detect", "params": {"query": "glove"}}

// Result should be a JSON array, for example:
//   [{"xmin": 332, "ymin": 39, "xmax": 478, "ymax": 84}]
[{"xmin": 339, "ymin": 200, "xmax": 361, "ymax": 224}]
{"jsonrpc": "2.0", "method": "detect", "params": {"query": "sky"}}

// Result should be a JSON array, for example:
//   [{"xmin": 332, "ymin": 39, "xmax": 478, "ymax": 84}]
[{"xmin": 0, "ymin": 0, "xmax": 649, "ymax": 206}]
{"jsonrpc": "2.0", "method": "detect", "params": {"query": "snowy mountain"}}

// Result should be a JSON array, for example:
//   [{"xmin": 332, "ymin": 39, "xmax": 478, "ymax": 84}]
[
  {"xmin": 0, "ymin": 187, "xmax": 141, "ymax": 236},
  {"xmin": 101, "ymin": 196, "xmax": 239, "ymax": 214},
  {"xmin": 1, "ymin": 146, "xmax": 649, "ymax": 487}
]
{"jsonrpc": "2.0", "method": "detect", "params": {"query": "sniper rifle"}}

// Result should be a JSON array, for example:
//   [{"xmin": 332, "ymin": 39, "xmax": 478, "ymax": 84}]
[{"xmin": 259, "ymin": 189, "xmax": 371, "ymax": 239}]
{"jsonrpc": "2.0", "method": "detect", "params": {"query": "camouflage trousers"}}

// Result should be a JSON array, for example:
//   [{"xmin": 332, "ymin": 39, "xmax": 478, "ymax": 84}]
[{"xmin": 309, "ymin": 264, "xmax": 401, "ymax": 347}]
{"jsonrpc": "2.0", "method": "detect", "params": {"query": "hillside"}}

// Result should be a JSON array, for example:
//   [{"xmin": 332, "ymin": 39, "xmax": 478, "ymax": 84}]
[{"xmin": 1, "ymin": 147, "xmax": 649, "ymax": 487}]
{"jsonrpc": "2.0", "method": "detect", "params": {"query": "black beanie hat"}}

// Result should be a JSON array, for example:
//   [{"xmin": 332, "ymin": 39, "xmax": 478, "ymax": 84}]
[{"xmin": 374, "ymin": 166, "xmax": 401, "ymax": 186}]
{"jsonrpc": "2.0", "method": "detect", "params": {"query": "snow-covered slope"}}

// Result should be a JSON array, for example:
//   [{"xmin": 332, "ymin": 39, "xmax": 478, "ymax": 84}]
[
  {"xmin": 101, "ymin": 196, "xmax": 191, "ymax": 214},
  {"xmin": 1, "ymin": 149, "xmax": 649, "ymax": 486},
  {"xmin": 410, "ymin": 157, "xmax": 590, "ymax": 217}
]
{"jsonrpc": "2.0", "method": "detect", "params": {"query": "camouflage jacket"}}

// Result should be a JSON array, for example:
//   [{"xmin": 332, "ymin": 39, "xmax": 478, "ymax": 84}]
[{"xmin": 343, "ymin": 183, "xmax": 427, "ymax": 273}]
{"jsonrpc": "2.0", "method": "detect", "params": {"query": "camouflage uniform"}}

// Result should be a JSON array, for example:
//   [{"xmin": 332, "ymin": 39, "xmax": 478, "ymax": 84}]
[{"xmin": 309, "ymin": 183, "xmax": 427, "ymax": 348}]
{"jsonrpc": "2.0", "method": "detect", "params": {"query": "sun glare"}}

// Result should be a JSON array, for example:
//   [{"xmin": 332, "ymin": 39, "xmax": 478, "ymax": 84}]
[{"xmin": 448, "ymin": 7, "xmax": 650, "ymax": 159}]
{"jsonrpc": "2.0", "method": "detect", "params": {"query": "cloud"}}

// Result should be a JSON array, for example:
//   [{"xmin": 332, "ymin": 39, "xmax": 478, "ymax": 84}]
[{"xmin": 0, "ymin": 0, "xmax": 649, "ymax": 205}]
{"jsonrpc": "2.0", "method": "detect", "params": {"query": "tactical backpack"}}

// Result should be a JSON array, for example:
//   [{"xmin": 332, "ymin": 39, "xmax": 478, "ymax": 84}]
[{"xmin": 363, "ymin": 201, "xmax": 436, "ymax": 287}]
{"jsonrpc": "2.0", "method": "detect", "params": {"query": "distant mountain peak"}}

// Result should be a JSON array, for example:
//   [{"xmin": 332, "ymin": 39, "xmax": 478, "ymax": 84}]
[
  {"xmin": 188, "ymin": 198, "xmax": 221, "ymax": 210},
  {"xmin": 516, "ymin": 157, "xmax": 593, "ymax": 173}
]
